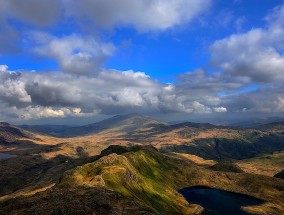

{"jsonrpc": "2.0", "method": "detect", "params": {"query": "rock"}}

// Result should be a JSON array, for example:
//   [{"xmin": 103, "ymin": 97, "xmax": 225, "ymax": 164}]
[
  {"xmin": 274, "ymin": 170, "xmax": 284, "ymax": 180},
  {"xmin": 209, "ymin": 162, "xmax": 245, "ymax": 173}
]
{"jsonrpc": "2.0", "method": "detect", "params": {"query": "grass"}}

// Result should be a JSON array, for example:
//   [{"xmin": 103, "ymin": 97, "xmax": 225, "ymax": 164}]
[
  {"xmin": 60, "ymin": 146, "xmax": 284, "ymax": 215},
  {"xmin": 61, "ymin": 148, "xmax": 196, "ymax": 214},
  {"xmin": 236, "ymin": 151, "xmax": 284, "ymax": 176}
]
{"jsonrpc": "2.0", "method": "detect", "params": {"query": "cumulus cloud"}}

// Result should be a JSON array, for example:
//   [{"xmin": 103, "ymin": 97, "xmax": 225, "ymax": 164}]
[
  {"xmin": 0, "ymin": 65, "xmax": 31, "ymax": 107},
  {"xmin": 219, "ymin": 85, "xmax": 284, "ymax": 113},
  {"xmin": 210, "ymin": 4, "xmax": 284, "ymax": 83},
  {"xmin": 0, "ymin": 0, "xmax": 62, "ymax": 54},
  {"xmin": 173, "ymin": 3, "xmax": 284, "ymax": 115},
  {"xmin": 0, "ymin": 65, "xmax": 231, "ymax": 121},
  {"xmin": 29, "ymin": 32, "xmax": 115, "ymax": 75},
  {"xmin": 1, "ymin": 0, "xmax": 62, "ymax": 26},
  {"xmin": 0, "ymin": 60, "xmax": 284, "ymax": 122},
  {"xmin": 63, "ymin": 0, "xmax": 211, "ymax": 31},
  {"xmin": 213, "ymin": 107, "xmax": 227, "ymax": 113},
  {"xmin": 1, "ymin": 2, "xmax": 284, "ymax": 122},
  {"xmin": 176, "ymin": 69, "xmax": 248, "ymax": 95},
  {"xmin": 0, "ymin": 25, "xmax": 20, "ymax": 54},
  {"xmin": 20, "ymin": 106, "xmax": 99, "ymax": 120},
  {"xmin": 0, "ymin": 0, "xmax": 211, "ymax": 58}
]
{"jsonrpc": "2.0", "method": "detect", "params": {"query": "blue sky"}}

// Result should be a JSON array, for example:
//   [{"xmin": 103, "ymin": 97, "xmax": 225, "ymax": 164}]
[
  {"xmin": 105, "ymin": 0, "xmax": 284, "ymax": 81},
  {"xmin": 0, "ymin": 0, "xmax": 284, "ymax": 124}
]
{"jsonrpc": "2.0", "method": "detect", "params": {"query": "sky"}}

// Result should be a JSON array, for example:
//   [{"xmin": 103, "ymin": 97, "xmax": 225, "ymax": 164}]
[{"xmin": 0, "ymin": 0, "xmax": 284, "ymax": 125}]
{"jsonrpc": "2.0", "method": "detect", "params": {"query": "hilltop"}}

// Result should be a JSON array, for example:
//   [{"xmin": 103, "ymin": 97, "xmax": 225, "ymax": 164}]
[{"xmin": 1, "ymin": 145, "xmax": 284, "ymax": 214}]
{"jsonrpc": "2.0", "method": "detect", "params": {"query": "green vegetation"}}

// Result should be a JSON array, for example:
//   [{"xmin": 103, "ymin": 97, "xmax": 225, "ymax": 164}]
[
  {"xmin": 1, "ymin": 115, "xmax": 284, "ymax": 214},
  {"xmin": 236, "ymin": 151, "xmax": 284, "ymax": 176},
  {"xmin": 61, "ymin": 145, "xmax": 284, "ymax": 215},
  {"xmin": 61, "ymin": 146, "xmax": 197, "ymax": 214},
  {"xmin": 209, "ymin": 162, "xmax": 244, "ymax": 173}
]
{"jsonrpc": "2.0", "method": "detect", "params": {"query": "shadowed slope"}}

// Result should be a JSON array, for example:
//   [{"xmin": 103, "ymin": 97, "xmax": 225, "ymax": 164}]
[
  {"xmin": 0, "ymin": 122, "xmax": 31, "ymax": 142},
  {"xmin": 59, "ymin": 145, "xmax": 284, "ymax": 215},
  {"xmin": 0, "ymin": 186, "xmax": 157, "ymax": 215},
  {"xmin": 1, "ymin": 145, "xmax": 284, "ymax": 214}
]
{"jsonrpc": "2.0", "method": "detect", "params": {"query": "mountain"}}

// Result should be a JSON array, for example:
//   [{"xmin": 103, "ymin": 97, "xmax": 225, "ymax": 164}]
[
  {"xmin": 0, "ymin": 186, "xmax": 157, "ymax": 215},
  {"xmin": 126, "ymin": 120, "xmax": 284, "ymax": 160},
  {"xmin": 229, "ymin": 117, "xmax": 284, "ymax": 127},
  {"xmin": 0, "ymin": 122, "xmax": 30, "ymax": 142},
  {"xmin": 15, "ymin": 114, "xmax": 284, "ymax": 161},
  {"xmin": 51, "ymin": 113, "xmax": 166, "ymax": 137},
  {"xmin": 2, "ymin": 145, "xmax": 283, "ymax": 214},
  {"xmin": 236, "ymin": 151, "xmax": 284, "ymax": 177},
  {"xmin": 253, "ymin": 121, "xmax": 284, "ymax": 131},
  {"xmin": 19, "ymin": 124, "xmax": 72, "ymax": 136},
  {"xmin": 209, "ymin": 162, "xmax": 244, "ymax": 173},
  {"xmin": 0, "ymin": 116, "xmax": 284, "ymax": 214},
  {"xmin": 7, "ymin": 114, "xmax": 284, "ymax": 161}
]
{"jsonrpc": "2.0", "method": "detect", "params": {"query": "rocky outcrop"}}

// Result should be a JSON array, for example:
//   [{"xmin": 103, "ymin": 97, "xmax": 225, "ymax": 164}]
[
  {"xmin": 274, "ymin": 170, "xmax": 284, "ymax": 180},
  {"xmin": 209, "ymin": 162, "xmax": 245, "ymax": 173},
  {"xmin": 0, "ymin": 122, "xmax": 30, "ymax": 142}
]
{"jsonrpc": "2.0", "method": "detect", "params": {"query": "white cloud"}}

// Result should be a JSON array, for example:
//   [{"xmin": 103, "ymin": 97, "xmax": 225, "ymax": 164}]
[
  {"xmin": 0, "ymin": 65, "xmax": 31, "ymax": 106},
  {"xmin": 275, "ymin": 97, "xmax": 284, "ymax": 112},
  {"xmin": 1, "ymin": 0, "xmax": 62, "ymax": 26},
  {"xmin": 190, "ymin": 101, "xmax": 212, "ymax": 114},
  {"xmin": 210, "ymin": 4, "xmax": 284, "ymax": 83},
  {"xmin": 1, "ymin": 63, "xmax": 284, "ymax": 121},
  {"xmin": 219, "ymin": 85, "xmax": 284, "ymax": 113},
  {"xmin": 30, "ymin": 33, "xmax": 115, "ymax": 75},
  {"xmin": 3, "ymin": 67, "xmax": 178, "ymax": 116},
  {"xmin": 19, "ymin": 106, "xmax": 99, "ymax": 120},
  {"xmin": 1, "ymin": 2, "xmax": 284, "ymax": 122},
  {"xmin": 0, "ymin": 65, "xmax": 8, "ymax": 72},
  {"xmin": 213, "ymin": 107, "xmax": 227, "ymax": 113},
  {"xmin": 63, "ymin": 0, "xmax": 211, "ymax": 31},
  {"xmin": 265, "ymin": 4, "xmax": 284, "ymax": 28}
]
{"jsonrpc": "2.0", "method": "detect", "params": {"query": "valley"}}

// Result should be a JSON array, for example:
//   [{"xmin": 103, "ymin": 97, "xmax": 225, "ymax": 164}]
[{"xmin": 0, "ymin": 114, "xmax": 284, "ymax": 214}]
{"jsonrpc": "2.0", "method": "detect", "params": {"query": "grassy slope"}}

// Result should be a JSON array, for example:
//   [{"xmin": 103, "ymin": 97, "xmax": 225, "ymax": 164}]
[
  {"xmin": 133, "ymin": 126, "xmax": 284, "ymax": 160},
  {"xmin": 167, "ymin": 152, "xmax": 217, "ymax": 166},
  {"xmin": 61, "ymin": 147, "xmax": 200, "ymax": 215},
  {"xmin": 61, "ymin": 146, "xmax": 284, "ymax": 215},
  {"xmin": 236, "ymin": 151, "xmax": 284, "ymax": 176}
]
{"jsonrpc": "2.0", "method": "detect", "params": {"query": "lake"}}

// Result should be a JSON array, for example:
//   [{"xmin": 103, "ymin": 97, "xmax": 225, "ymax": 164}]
[
  {"xmin": 179, "ymin": 186, "xmax": 264, "ymax": 215},
  {"xmin": 0, "ymin": 152, "xmax": 16, "ymax": 160}
]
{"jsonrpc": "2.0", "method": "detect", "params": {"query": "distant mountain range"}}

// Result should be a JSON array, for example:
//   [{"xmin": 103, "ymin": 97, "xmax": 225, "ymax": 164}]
[
  {"xmin": 19, "ymin": 114, "xmax": 284, "ymax": 138},
  {"xmin": 1, "ymin": 114, "xmax": 284, "ymax": 214},
  {"xmin": 170, "ymin": 117, "xmax": 284, "ymax": 127},
  {"xmin": 12, "ymin": 113, "xmax": 284, "ymax": 160},
  {"xmin": 228, "ymin": 117, "xmax": 284, "ymax": 127},
  {"xmin": 19, "ymin": 113, "xmax": 166, "ymax": 137}
]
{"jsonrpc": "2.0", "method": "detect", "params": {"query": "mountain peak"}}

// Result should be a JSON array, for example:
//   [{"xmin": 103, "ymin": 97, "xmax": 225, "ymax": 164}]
[
  {"xmin": 110, "ymin": 113, "xmax": 147, "ymax": 120},
  {"xmin": 52, "ymin": 113, "xmax": 165, "ymax": 137},
  {"xmin": 122, "ymin": 113, "xmax": 143, "ymax": 117},
  {"xmin": 0, "ymin": 122, "xmax": 11, "ymax": 127}
]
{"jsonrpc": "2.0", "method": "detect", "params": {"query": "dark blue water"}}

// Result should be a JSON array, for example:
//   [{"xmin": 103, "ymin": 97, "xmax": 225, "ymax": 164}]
[
  {"xmin": 0, "ymin": 152, "xmax": 16, "ymax": 160},
  {"xmin": 179, "ymin": 186, "xmax": 264, "ymax": 215}
]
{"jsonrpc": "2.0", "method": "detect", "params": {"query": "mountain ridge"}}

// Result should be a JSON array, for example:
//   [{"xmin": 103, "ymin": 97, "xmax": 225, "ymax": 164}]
[
  {"xmin": 20, "ymin": 113, "xmax": 167, "ymax": 137},
  {"xmin": 0, "ymin": 122, "xmax": 31, "ymax": 142}
]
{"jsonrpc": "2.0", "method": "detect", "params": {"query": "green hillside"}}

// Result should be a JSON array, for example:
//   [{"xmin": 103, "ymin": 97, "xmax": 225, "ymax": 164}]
[{"xmin": 59, "ymin": 145, "xmax": 284, "ymax": 215}]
